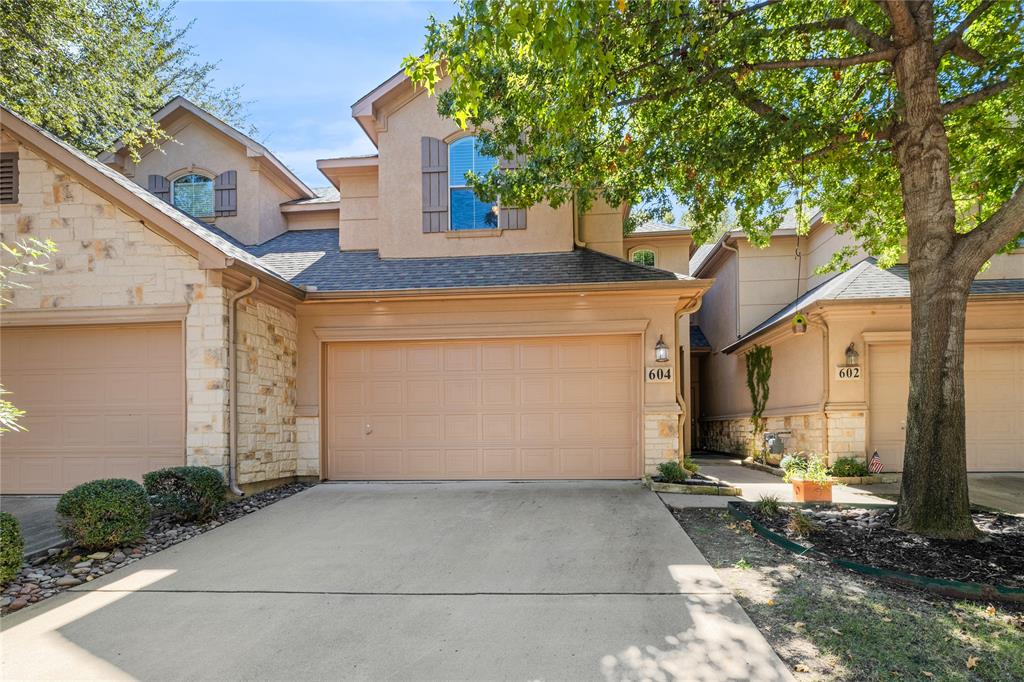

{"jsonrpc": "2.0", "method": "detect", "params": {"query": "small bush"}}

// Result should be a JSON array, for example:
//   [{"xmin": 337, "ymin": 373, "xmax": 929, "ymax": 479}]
[
  {"xmin": 830, "ymin": 457, "xmax": 870, "ymax": 478},
  {"xmin": 787, "ymin": 512, "xmax": 820, "ymax": 538},
  {"xmin": 756, "ymin": 495, "xmax": 781, "ymax": 517},
  {"xmin": 144, "ymin": 466, "xmax": 227, "ymax": 522},
  {"xmin": 682, "ymin": 457, "xmax": 700, "ymax": 475},
  {"xmin": 782, "ymin": 453, "xmax": 832, "ymax": 483},
  {"xmin": 656, "ymin": 460, "xmax": 688, "ymax": 483},
  {"xmin": 0, "ymin": 512, "xmax": 24, "ymax": 585},
  {"xmin": 56, "ymin": 479, "xmax": 151, "ymax": 550}
]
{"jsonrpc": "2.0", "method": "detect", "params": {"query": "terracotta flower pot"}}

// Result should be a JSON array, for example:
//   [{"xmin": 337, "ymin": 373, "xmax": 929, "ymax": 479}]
[{"xmin": 792, "ymin": 480, "xmax": 833, "ymax": 503}]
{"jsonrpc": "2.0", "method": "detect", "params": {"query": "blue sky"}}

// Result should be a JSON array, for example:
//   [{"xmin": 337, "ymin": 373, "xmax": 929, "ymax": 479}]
[{"xmin": 173, "ymin": 1, "xmax": 457, "ymax": 187}]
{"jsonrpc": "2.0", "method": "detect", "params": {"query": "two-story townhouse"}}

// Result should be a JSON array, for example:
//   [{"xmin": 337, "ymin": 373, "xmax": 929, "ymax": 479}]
[
  {"xmin": 0, "ymin": 69, "xmax": 710, "ymax": 495},
  {"xmin": 691, "ymin": 215, "xmax": 1024, "ymax": 473}
]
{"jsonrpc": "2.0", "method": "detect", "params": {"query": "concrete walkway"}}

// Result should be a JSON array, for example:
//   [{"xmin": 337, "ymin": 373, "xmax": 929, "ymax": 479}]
[
  {"xmin": 661, "ymin": 455, "xmax": 1024, "ymax": 515},
  {"xmin": 1, "ymin": 481, "xmax": 791, "ymax": 681}
]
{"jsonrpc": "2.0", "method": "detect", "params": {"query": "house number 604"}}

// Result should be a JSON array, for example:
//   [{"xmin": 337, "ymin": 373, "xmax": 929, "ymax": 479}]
[{"xmin": 646, "ymin": 367, "xmax": 673, "ymax": 383}]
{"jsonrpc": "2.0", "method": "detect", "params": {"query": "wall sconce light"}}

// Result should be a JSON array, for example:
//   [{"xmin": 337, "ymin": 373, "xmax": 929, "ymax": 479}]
[
  {"xmin": 792, "ymin": 313, "xmax": 808, "ymax": 335},
  {"xmin": 845, "ymin": 342, "xmax": 860, "ymax": 366},
  {"xmin": 654, "ymin": 335, "xmax": 670, "ymax": 362}
]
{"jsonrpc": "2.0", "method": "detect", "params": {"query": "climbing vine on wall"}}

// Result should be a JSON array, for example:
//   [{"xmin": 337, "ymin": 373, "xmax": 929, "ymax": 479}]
[{"xmin": 746, "ymin": 345, "xmax": 772, "ymax": 434}]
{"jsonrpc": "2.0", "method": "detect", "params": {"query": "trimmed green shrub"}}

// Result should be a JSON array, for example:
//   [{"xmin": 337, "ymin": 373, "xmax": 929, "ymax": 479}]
[
  {"xmin": 56, "ymin": 479, "xmax": 151, "ymax": 550},
  {"xmin": 143, "ymin": 466, "xmax": 227, "ymax": 522},
  {"xmin": 656, "ymin": 460, "xmax": 699, "ymax": 483},
  {"xmin": 755, "ymin": 495, "xmax": 781, "ymax": 517},
  {"xmin": 0, "ymin": 512, "xmax": 24, "ymax": 585},
  {"xmin": 830, "ymin": 457, "xmax": 870, "ymax": 478}
]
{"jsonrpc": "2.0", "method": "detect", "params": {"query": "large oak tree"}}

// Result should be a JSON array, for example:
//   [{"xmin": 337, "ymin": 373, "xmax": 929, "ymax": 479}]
[{"xmin": 407, "ymin": 0, "xmax": 1024, "ymax": 538}]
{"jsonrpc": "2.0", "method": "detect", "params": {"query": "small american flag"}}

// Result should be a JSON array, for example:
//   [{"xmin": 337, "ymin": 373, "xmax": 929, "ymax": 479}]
[{"xmin": 869, "ymin": 451, "xmax": 884, "ymax": 473}]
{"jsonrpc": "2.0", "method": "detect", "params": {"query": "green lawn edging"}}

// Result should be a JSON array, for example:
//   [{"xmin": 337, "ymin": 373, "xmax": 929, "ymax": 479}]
[{"xmin": 727, "ymin": 501, "xmax": 1024, "ymax": 603}]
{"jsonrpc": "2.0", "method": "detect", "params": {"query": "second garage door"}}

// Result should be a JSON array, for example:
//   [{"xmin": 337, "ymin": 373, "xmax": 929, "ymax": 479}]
[
  {"xmin": 1, "ymin": 324, "xmax": 185, "ymax": 494},
  {"xmin": 869, "ymin": 342, "xmax": 1024, "ymax": 472},
  {"xmin": 325, "ymin": 335, "xmax": 640, "ymax": 480}
]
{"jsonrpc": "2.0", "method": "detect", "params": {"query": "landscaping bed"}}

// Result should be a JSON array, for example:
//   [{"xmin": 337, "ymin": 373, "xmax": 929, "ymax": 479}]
[
  {"xmin": 645, "ymin": 472, "xmax": 742, "ymax": 495},
  {"xmin": 1, "ymin": 482, "xmax": 311, "ymax": 615},
  {"xmin": 742, "ymin": 457, "xmax": 893, "ymax": 484},
  {"xmin": 672, "ymin": 507, "xmax": 1024, "ymax": 681},
  {"xmin": 743, "ymin": 504, "xmax": 1024, "ymax": 592}
]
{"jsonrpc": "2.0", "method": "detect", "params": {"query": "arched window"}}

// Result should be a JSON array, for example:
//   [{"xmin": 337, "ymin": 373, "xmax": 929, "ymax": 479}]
[
  {"xmin": 631, "ymin": 248, "xmax": 656, "ymax": 267},
  {"xmin": 449, "ymin": 136, "xmax": 498, "ymax": 230},
  {"xmin": 172, "ymin": 173, "xmax": 215, "ymax": 218}
]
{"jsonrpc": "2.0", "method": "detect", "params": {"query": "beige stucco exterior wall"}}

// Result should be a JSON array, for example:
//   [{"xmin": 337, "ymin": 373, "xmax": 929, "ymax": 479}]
[
  {"xmin": 623, "ymin": 236, "xmax": 693, "ymax": 276},
  {"xmin": 578, "ymin": 199, "xmax": 625, "ymax": 258},
  {"xmin": 120, "ymin": 117, "xmax": 294, "ymax": 246},
  {"xmin": 293, "ymin": 290, "xmax": 690, "ymax": 477},
  {"xmin": 977, "ymin": 249, "xmax": 1024, "ymax": 280},
  {"xmin": 284, "ymin": 208, "xmax": 339, "ymax": 232},
  {"xmin": 805, "ymin": 227, "xmax": 860, "ymax": 289},
  {"xmin": 373, "ymin": 87, "xmax": 577, "ymax": 258},
  {"xmin": 737, "ymin": 237, "xmax": 805, "ymax": 335},
  {"xmin": 337, "ymin": 170, "xmax": 381, "ymax": 251},
  {"xmin": 0, "ymin": 134, "xmax": 300, "ymax": 486}
]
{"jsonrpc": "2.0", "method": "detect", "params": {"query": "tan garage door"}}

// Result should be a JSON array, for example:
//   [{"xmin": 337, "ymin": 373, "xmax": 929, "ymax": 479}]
[
  {"xmin": 869, "ymin": 342, "xmax": 1024, "ymax": 472},
  {"xmin": 325, "ymin": 335, "xmax": 640, "ymax": 480},
  {"xmin": 1, "ymin": 324, "xmax": 184, "ymax": 494}
]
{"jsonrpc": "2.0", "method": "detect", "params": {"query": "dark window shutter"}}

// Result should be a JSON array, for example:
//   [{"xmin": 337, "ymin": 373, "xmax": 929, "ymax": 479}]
[
  {"xmin": 421, "ymin": 137, "xmax": 448, "ymax": 233},
  {"xmin": 0, "ymin": 152, "xmax": 19, "ymax": 204},
  {"xmin": 148, "ymin": 174, "xmax": 171, "ymax": 202},
  {"xmin": 498, "ymin": 149, "xmax": 527, "ymax": 230},
  {"xmin": 214, "ymin": 170, "xmax": 237, "ymax": 216}
]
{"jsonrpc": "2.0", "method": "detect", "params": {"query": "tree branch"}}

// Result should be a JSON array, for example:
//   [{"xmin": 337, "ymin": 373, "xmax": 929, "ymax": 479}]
[
  {"xmin": 953, "ymin": 184, "xmax": 1024, "ymax": 272},
  {"xmin": 776, "ymin": 17, "xmax": 892, "ymax": 52},
  {"xmin": 733, "ymin": 48, "xmax": 896, "ymax": 73},
  {"xmin": 949, "ymin": 37, "xmax": 987, "ymax": 65},
  {"xmin": 881, "ymin": 0, "xmax": 919, "ymax": 45},
  {"xmin": 942, "ymin": 78, "xmax": 1013, "ymax": 114},
  {"xmin": 936, "ymin": 0, "xmax": 997, "ymax": 57},
  {"xmin": 797, "ymin": 125, "xmax": 894, "ymax": 163}
]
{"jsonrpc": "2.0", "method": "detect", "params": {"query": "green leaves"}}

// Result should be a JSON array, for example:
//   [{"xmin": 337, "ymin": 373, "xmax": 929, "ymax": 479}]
[
  {"xmin": 0, "ymin": 0, "xmax": 252, "ymax": 158},
  {"xmin": 407, "ymin": 0, "xmax": 1023, "ymax": 256}
]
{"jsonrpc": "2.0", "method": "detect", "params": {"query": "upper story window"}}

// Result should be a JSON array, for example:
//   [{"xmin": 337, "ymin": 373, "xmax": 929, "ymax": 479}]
[
  {"xmin": 172, "ymin": 173, "xmax": 215, "ymax": 218},
  {"xmin": 449, "ymin": 136, "xmax": 498, "ymax": 230},
  {"xmin": 631, "ymin": 249, "xmax": 656, "ymax": 267}
]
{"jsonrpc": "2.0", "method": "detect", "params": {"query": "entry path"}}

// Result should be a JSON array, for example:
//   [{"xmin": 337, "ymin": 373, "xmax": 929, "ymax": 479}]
[{"xmin": 1, "ymin": 481, "xmax": 791, "ymax": 681}]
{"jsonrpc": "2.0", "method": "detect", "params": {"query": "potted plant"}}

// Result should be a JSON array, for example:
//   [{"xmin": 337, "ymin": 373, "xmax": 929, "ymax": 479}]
[{"xmin": 780, "ymin": 453, "xmax": 833, "ymax": 503}]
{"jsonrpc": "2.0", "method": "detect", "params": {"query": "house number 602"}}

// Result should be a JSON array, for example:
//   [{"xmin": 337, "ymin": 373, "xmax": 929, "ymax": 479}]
[
  {"xmin": 836, "ymin": 365, "xmax": 861, "ymax": 380},
  {"xmin": 646, "ymin": 367, "xmax": 673, "ymax": 383}
]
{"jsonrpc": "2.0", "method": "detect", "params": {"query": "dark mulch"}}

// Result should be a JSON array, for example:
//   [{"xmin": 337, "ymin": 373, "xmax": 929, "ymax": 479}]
[{"xmin": 748, "ymin": 505, "xmax": 1024, "ymax": 589}]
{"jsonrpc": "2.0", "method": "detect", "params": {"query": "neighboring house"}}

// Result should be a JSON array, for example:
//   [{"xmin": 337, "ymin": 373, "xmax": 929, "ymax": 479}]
[
  {"xmin": 0, "ymin": 71, "xmax": 709, "ymax": 494},
  {"xmin": 690, "ymin": 215, "xmax": 1024, "ymax": 473}
]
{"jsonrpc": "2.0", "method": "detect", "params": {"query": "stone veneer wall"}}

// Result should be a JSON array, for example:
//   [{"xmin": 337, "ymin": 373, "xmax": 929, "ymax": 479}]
[
  {"xmin": 1, "ymin": 139, "xmax": 299, "ymax": 485},
  {"xmin": 700, "ymin": 411, "xmax": 866, "ymax": 463},
  {"xmin": 234, "ymin": 297, "xmax": 298, "ymax": 484},
  {"xmin": 644, "ymin": 410, "xmax": 681, "ymax": 474},
  {"xmin": 296, "ymin": 416, "xmax": 320, "ymax": 477}
]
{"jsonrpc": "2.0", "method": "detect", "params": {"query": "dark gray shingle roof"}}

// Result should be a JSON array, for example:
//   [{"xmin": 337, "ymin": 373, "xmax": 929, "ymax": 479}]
[
  {"xmin": 722, "ymin": 258, "xmax": 1024, "ymax": 353},
  {"xmin": 690, "ymin": 325, "xmax": 711, "ymax": 351},
  {"xmin": 241, "ymin": 229, "xmax": 687, "ymax": 292}
]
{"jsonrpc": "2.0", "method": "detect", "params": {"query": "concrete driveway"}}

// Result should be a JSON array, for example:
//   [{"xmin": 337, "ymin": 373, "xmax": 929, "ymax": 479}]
[{"xmin": 1, "ymin": 481, "xmax": 790, "ymax": 681}]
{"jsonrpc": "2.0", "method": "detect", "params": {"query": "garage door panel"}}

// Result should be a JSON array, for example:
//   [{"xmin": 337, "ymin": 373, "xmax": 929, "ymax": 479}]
[
  {"xmin": 326, "ymin": 335, "xmax": 639, "ymax": 480},
  {"xmin": 870, "ymin": 342, "xmax": 1023, "ymax": 472},
  {"xmin": 1, "ymin": 324, "xmax": 185, "ymax": 493}
]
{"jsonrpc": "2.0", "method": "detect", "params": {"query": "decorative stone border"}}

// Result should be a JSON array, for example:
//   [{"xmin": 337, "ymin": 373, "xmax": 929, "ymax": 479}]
[
  {"xmin": 741, "ymin": 458, "xmax": 896, "ymax": 485},
  {"xmin": 643, "ymin": 475, "xmax": 743, "ymax": 496},
  {"xmin": 728, "ymin": 501, "xmax": 1024, "ymax": 604}
]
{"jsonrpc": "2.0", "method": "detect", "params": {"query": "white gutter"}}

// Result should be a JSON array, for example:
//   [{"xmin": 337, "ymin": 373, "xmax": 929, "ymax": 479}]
[{"xmin": 228, "ymin": 276, "xmax": 259, "ymax": 496}]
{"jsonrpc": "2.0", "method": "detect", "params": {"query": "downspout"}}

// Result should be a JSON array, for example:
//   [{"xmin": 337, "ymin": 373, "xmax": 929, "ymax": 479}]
[
  {"xmin": 721, "ymin": 239, "xmax": 740, "ymax": 338},
  {"xmin": 806, "ymin": 312, "xmax": 830, "ymax": 457},
  {"xmin": 674, "ymin": 297, "xmax": 704, "ymax": 460},
  {"xmin": 228, "ymin": 276, "xmax": 259, "ymax": 496}
]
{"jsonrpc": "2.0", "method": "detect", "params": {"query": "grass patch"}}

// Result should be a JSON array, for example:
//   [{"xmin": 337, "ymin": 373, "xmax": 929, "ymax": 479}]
[{"xmin": 674, "ymin": 509, "xmax": 1024, "ymax": 681}]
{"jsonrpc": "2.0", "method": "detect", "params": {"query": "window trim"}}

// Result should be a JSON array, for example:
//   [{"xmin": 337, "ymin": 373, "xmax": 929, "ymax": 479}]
[
  {"xmin": 447, "ymin": 135, "xmax": 499, "ymax": 232},
  {"xmin": 629, "ymin": 247, "xmax": 657, "ymax": 267},
  {"xmin": 170, "ymin": 171, "xmax": 216, "ymax": 219}
]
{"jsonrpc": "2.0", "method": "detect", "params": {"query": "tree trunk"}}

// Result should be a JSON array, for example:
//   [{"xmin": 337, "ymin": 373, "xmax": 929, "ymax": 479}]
[{"xmin": 889, "ymin": 17, "xmax": 979, "ymax": 539}]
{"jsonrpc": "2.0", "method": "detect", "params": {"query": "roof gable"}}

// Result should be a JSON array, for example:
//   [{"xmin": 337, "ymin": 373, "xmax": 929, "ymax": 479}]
[{"xmin": 99, "ymin": 97, "xmax": 314, "ymax": 200}]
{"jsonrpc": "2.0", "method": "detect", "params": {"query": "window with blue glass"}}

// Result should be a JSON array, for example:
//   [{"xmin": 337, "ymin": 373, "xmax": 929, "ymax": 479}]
[{"xmin": 449, "ymin": 136, "xmax": 498, "ymax": 230}]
